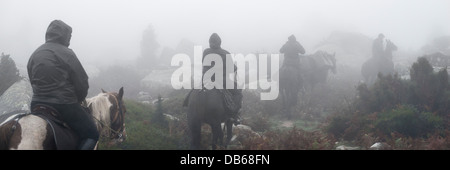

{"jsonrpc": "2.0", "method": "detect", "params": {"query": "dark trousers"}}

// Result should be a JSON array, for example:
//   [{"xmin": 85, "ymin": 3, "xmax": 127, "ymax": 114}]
[{"xmin": 31, "ymin": 101, "xmax": 100, "ymax": 141}]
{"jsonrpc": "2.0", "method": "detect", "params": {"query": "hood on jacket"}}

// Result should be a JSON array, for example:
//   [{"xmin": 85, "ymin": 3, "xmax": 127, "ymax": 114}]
[
  {"xmin": 288, "ymin": 34, "xmax": 296, "ymax": 42},
  {"xmin": 45, "ymin": 20, "xmax": 72, "ymax": 47},
  {"xmin": 209, "ymin": 33, "xmax": 221, "ymax": 49}
]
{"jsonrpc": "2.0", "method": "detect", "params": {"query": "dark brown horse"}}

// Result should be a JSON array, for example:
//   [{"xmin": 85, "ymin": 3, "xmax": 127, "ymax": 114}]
[
  {"xmin": 279, "ymin": 65, "xmax": 301, "ymax": 118},
  {"xmin": 0, "ymin": 87, "xmax": 126, "ymax": 150},
  {"xmin": 301, "ymin": 51, "xmax": 337, "ymax": 91},
  {"xmin": 185, "ymin": 89, "xmax": 233, "ymax": 150},
  {"xmin": 279, "ymin": 50, "xmax": 336, "ymax": 118}
]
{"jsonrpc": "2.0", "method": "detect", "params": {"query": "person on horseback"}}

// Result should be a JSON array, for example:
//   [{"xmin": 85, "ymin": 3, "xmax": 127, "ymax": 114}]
[
  {"xmin": 279, "ymin": 35, "xmax": 305, "ymax": 117},
  {"xmin": 280, "ymin": 35, "xmax": 306, "ymax": 69},
  {"xmin": 202, "ymin": 33, "xmax": 242, "ymax": 125},
  {"xmin": 372, "ymin": 33, "xmax": 385, "ymax": 58},
  {"xmin": 27, "ymin": 20, "xmax": 99, "ymax": 150}
]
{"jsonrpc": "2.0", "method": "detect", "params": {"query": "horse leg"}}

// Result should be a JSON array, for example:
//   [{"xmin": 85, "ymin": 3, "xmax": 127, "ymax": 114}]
[
  {"xmin": 224, "ymin": 120, "xmax": 233, "ymax": 148},
  {"xmin": 280, "ymin": 89, "xmax": 287, "ymax": 115},
  {"xmin": 210, "ymin": 122, "xmax": 223, "ymax": 150},
  {"xmin": 286, "ymin": 87, "xmax": 298, "ymax": 119},
  {"xmin": 189, "ymin": 120, "xmax": 201, "ymax": 150}
]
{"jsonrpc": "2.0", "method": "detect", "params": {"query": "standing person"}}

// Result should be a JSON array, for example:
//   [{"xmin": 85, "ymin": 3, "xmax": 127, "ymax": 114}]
[{"xmin": 27, "ymin": 20, "xmax": 99, "ymax": 150}]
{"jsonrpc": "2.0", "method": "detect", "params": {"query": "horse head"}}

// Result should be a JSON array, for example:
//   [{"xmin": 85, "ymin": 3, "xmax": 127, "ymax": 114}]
[
  {"xmin": 383, "ymin": 39, "xmax": 397, "ymax": 62},
  {"xmin": 319, "ymin": 51, "xmax": 337, "ymax": 74},
  {"xmin": 386, "ymin": 40, "xmax": 398, "ymax": 52},
  {"xmin": 88, "ymin": 87, "xmax": 127, "ymax": 145}
]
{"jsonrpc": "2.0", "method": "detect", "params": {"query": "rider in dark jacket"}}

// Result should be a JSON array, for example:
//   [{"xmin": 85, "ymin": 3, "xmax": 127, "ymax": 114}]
[
  {"xmin": 202, "ymin": 33, "xmax": 236, "ymax": 85},
  {"xmin": 27, "ymin": 20, "xmax": 99, "ymax": 150},
  {"xmin": 372, "ymin": 33, "xmax": 385, "ymax": 58},
  {"xmin": 202, "ymin": 33, "xmax": 242, "ymax": 124},
  {"xmin": 280, "ymin": 35, "xmax": 305, "ymax": 69}
]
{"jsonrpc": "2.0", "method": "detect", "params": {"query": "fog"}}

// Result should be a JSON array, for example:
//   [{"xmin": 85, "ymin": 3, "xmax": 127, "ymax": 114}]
[
  {"xmin": 2, "ymin": 0, "xmax": 450, "ymax": 150},
  {"xmin": 1, "ymin": 0, "xmax": 449, "ymax": 67}
]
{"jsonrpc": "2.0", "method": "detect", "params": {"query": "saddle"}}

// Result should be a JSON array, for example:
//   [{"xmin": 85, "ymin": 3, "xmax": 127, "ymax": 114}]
[
  {"xmin": 30, "ymin": 104, "xmax": 79, "ymax": 150},
  {"xmin": 183, "ymin": 89, "xmax": 242, "ymax": 114}
]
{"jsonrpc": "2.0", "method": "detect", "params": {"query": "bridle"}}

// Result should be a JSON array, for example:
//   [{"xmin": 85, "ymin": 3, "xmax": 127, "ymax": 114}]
[
  {"xmin": 90, "ymin": 93, "xmax": 126, "ymax": 141},
  {"xmin": 109, "ymin": 93, "xmax": 126, "ymax": 140}
]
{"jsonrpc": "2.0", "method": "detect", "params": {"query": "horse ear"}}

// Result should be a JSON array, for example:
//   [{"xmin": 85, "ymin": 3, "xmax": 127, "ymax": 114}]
[
  {"xmin": 101, "ymin": 89, "xmax": 107, "ymax": 93},
  {"xmin": 118, "ymin": 87, "xmax": 124, "ymax": 99}
]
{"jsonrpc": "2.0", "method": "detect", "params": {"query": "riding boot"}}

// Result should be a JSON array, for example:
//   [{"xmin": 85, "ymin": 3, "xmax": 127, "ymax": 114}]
[{"xmin": 78, "ymin": 138, "xmax": 97, "ymax": 150}]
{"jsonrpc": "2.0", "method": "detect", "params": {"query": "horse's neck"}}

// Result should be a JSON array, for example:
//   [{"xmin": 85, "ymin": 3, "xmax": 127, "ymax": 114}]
[
  {"xmin": 315, "ymin": 54, "xmax": 334, "ymax": 68},
  {"xmin": 385, "ymin": 50, "xmax": 394, "ymax": 60},
  {"xmin": 86, "ymin": 95, "xmax": 112, "ymax": 130}
]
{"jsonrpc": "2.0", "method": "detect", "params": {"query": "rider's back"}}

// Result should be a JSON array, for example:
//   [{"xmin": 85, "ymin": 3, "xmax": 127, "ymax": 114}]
[
  {"xmin": 280, "ymin": 35, "xmax": 305, "ymax": 68},
  {"xmin": 27, "ymin": 20, "xmax": 88, "ymax": 105}
]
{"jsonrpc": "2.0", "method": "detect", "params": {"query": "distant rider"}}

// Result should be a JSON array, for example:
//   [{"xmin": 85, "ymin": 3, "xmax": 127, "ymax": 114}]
[
  {"xmin": 372, "ymin": 33, "xmax": 385, "ymax": 58},
  {"xmin": 280, "ymin": 35, "xmax": 305, "ymax": 69}
]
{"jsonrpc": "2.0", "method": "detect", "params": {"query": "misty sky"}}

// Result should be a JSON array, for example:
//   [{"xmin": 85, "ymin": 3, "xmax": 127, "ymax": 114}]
[{"xmin": 1, "ymin": 0, "xmax": 449, "ymax": 67}]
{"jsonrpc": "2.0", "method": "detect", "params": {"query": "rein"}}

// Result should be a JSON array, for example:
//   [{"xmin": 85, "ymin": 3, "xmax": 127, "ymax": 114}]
[{"xmin": 89, "ymin": 93, "xmax": 125, "ymax": 140}]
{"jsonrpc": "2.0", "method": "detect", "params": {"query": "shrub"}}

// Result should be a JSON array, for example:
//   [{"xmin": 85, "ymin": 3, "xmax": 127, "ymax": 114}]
[
  {"xmin": 356, "ymin": 74, "xmax": 408, "ymax": 114},
  {"xmin": 325, "ymin": 110, "xmax": 372, "ymax": 141},
  {"xmin": 326, "ymin": 114, "xmax": 350, "ymax": 139},
  {"xmin": 409, "ymin": 57, "xmax": 449, "ymax": 113},
  {"xmin": 242, "ymin": 112, "xmax": 271, "ymax": 132},
  {"xmin": 241, "ymin": 127, "xmax": 335, "ymax": 150},
  {"xmin": 375, "ymin": 105, "xmax": 443, "ymax": 138}
]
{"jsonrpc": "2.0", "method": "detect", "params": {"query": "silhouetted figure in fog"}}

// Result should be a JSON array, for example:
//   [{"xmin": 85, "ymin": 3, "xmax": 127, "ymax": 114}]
[
  {"xmin": 372, "ymin": 33, "xmax": 385, "ymax": 58},
  {"xmin": 362, "ymin": 34, "xmax": 397, "ymax": 84},
  {"xmin": 279, "ymin": 35, "xmax": 305, "ymax": 118},
  {"xmin": 27, "ymin": 20, "xmax": 99, "ymax": 150},
  {"xmin": 280, "ymin": 35, "xmax": 305, "ymax": 69},
  {"xmin": 203, "ymin": 33, "xmax": 242, "ymax": 124},
  {"xmin": 184, "ymin": 33, "xmax": 243, "ymax": 149},
  {"xmin": 202, "ymin": 33, "xmax": 235, "ymax": 84},
  {"xmin": 184, "ymin": 33, "xmax": 242, "ymax": 125}
]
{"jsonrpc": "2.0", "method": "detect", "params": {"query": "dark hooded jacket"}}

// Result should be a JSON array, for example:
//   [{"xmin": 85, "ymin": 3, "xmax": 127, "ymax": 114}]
[
  {"xmin": 27, "ymin": 20, "xmax": 89, "ymax": 104},
  {"xmin": 202, "ymin": 33, "xmax": 235, "ymax": 86},
  {"xmin": 280, "ymin": 35, "xmax": 305, "ymax": 68},
  {"xmin": 372, "ymin": 35, "xmax": 385, "ymax": 58}
]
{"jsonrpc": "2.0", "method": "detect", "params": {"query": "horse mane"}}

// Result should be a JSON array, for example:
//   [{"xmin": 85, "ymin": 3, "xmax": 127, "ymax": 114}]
[
  {"xmin": 86, "ymin": 88, "xmax": 124, "ymax": 139},
  {"xmin": 86, "ymin": 93, "xmax": 113, "ymax": 131},
  {"xmin": 307, "ymin": 50, "xmax": 335, "ymax": 68}
]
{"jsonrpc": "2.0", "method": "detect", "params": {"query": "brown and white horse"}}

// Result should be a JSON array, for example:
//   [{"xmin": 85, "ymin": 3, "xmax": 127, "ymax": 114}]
[{"xmin": 0, "ymin": 87, "xmax": 127, "ymax": 150}]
